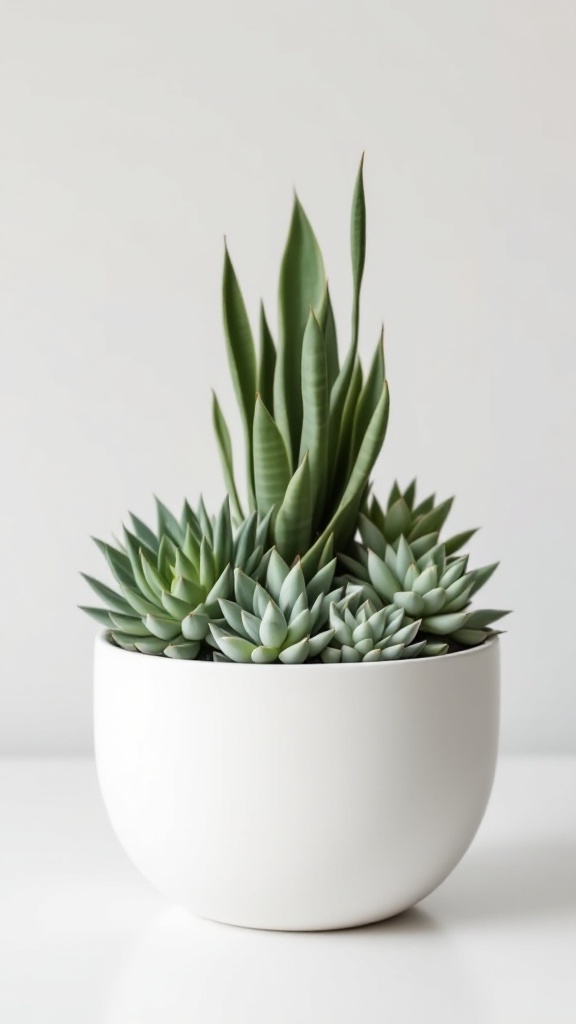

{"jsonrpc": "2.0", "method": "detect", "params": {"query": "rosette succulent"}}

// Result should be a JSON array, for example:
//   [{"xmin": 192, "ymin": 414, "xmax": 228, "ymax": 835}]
[
  {"xmin": 81, "ymin": 499, "xmax": 271, "ymax": 659},
  {"xmin": 363, "ymin": 481, "xmax": 478, "ymax": 559},
  {"xmin": 321, "ymin": 592, "xmax": 430, "ymax": 663},
  {"xmin": 208, "ymin": 550, "xmax": 341, "ymax": 663},
  {"xmin": 340, "ymin": 532, "xmax": 508, "ymax": 649}
]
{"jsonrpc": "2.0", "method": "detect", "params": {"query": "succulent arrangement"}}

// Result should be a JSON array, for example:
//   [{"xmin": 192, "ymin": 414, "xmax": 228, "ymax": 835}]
[{"xmin": 81, "ymin": 158, "xmax": 508, "ymax": 662}]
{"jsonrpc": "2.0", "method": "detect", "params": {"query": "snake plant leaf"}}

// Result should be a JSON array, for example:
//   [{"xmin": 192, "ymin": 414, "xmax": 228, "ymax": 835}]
[
  {"xmin": 350, "ymin": 328, "xmax": 385, "ymax": 469},
  {"xmin": 299, "ymin": 309, "xmax": 329, "ymax": 524},
  {"xmin": 222, "ymin": 243, "xmax": 257, "ymax": 506},
  {"xmin": 350, "ymin": 153, "xmax": 366, "ymax": 354},
  {"xmin": 274, "ymin": 452, "xmax": 313, "ymax": 563},
  {"xmin": 275, "ymin": 195, "xmax": 326, "ymax": 462},
  {"xmin": 331, "ymin": 356, "xmax": 363, "ymax": 499},
  {"xmin": 339, "ymin": 381, "xmax": 390, "ymax": 510},
  {"xmin": 212, "ymin": 392, "xmax": 245, "ymax": 523},
  {"xmin": 253, "ymin": 395, "xmax": 292, "ymax": 514},
  {"xmin": 318, "ymin": 283, "xmax": 339, "ymax": 388},
  {"xmin": 258, "ymin": 302, "xmax": 276, "ymax": 415}
]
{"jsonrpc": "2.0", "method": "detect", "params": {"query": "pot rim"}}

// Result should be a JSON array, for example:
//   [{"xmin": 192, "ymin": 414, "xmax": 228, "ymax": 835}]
[{"xmin": 95, "ymin": 630, "xmax": 499, "ymax": 671}]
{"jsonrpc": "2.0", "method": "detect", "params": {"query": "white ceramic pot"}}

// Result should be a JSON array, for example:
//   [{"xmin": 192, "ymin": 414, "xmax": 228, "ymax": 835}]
[{"xmin": 94, "ymin": 633, "xmax": 499, "ymax": 931}]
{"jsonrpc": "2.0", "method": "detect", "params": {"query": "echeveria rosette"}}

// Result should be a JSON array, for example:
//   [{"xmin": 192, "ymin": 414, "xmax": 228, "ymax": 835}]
[
  {"xmin": 340, "ymin": 533, "xmax": 509, "ymax": 651},
  {"xmin": 321, "ymin": 592, "xmax": 428, "ymax": 663},
  {"xmin": 361, "ymin": 480, "xmax": 479, "ymax": 561},
  {"xmin": 80, "ymin": 498, "xmax": 272, "ymax": 659},
  {"xmin": 208, "ymin": 550, "xmax": 341, "ymax": 664}
]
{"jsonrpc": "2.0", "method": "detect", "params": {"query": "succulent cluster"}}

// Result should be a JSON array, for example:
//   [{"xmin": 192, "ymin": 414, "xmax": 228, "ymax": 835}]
[{"xmin": 81, "ymin": 158, "xmax": 508, "ymax": 662}]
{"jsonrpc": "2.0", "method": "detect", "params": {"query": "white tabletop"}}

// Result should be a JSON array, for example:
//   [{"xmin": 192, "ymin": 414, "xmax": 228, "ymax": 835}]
[{"xmin": 0, "ymin": 756, "xmax": 574, "ymax": 1024}]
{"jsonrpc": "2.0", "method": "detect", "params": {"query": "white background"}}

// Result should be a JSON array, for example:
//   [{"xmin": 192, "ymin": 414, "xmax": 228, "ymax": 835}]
[{"xmin": 1, "ymin": 0, "xmax": 575, "ymax": 754}]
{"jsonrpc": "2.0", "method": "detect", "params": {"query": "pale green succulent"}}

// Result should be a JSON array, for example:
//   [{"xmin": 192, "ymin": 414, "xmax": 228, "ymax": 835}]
[
  {"xmin": 341, "ymin": 533, "xmax": 509, "ymax": 649},
  {"xmin": 321, "ymin": 592, "xmax": 431, "ymax": 663},
  {"xmin": 213, "ymin": 156, "xmax": 390, "ymax": 578},
  {"xmin": 208, "ymin": 550, "xmax": 341, "ymax": 664},
  {"xmin": 80, "ymin": 499, "xmax": 272, "ymax": 659},
  {"xmin": 361, "ymin": 480, "xmax": 478, "ymax": 560}
]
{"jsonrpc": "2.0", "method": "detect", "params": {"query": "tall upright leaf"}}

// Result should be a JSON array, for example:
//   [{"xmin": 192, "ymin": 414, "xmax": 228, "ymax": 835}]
[
  {"xmin": 274, "ymin": 452, "xmax": 313, "ymax": 564},
  {"xmin": 258, "ymin": 303, "xmax": 276, "ymax": 415},
  {"xmin": 350, "ymin": 153, "xmax": 366, "ymax": 354},
  {"xmin": 318, "ymin": 283, "xmax": 339, "ymax": 388},
  {"xmin": 299, "ymin": 310, "xmax": 329, "ymax": 527},
  {"xmin": 212, "ymin": 392, "xmax": 245, "ymax": 523},
  {"xmin": 350, "ymin": 327, "xmax": 385, "ymax": 467},
  {"xmin": 222, "ymin": 243, "xmax": 257, "ymax": 506},
  {"xmin": 253, "ymin": 395, "xmax": 291, "ymax": 514},
  {"xmin": 274, "ymin": 196, "xmax": 326, "ymax": 463}
]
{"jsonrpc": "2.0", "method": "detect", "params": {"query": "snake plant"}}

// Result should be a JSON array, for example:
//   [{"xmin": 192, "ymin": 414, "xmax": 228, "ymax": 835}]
[
  {"xmin": 80, "ymin": 499, "xmax": 271, "ymax": 659},
  {"xmin": 208, "ymin": 550, "xmax": 340, "ymax": 663},
  {"xmin": 213, "ymin": 156, "xmax": 390, "ymax": 578}
]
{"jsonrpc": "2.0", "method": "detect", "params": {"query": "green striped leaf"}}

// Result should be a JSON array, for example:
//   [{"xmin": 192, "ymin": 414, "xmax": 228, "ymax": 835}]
[
  {"xmin": 274, "ymin": 195, "xmax": 326, "ymax": 463},
  {"xmin": 212, "ymin": 392, "xmax": 245, "ymax": 523},
  {"xmin": 258, "ymin": 302, "xmax": 276, "ymax": 415},
  {"xmin": 350, "ymin": 153, "xmax": 366, "ymax": 354},
  {"xmin": 350, "ymin": 328, "xmax": 385, "ymax": 467},
  {"xmin": 274, "ymin": 452, "xmax": 313, "ymax": 563},
  {"xmin": 222, "ymin": 243, "xmax": 257, "ymax": 506},
  {"xmin": 253, "ymin": 395, "xmax": 292, "ymax": 515},
  {"xmin": 318, "ymin": 283, "xmax": 339, "ymax": 388},
  {"xmin": 299, "ymin": 310, "xmax": 329, "ymax": 525}
]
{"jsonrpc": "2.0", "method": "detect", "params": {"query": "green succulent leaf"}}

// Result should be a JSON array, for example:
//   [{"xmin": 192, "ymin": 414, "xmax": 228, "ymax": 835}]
[
  {"xmin": 274, "ymin": 452, "xmax": 312, "ymax": 563},
  {"xmin": 212, "ymin": 392, "xmax": 245, "ymax": 523},
  {"xmin": 253, "ymin": 395, "xmax": 292, "ymax": 514},
  {"xmin": 275, "ymin": 195, "xmax": 326, "ymax": 463},
  {"xmin": 222, "ymin": 243, "xmax": 257, "ymax": 506}
]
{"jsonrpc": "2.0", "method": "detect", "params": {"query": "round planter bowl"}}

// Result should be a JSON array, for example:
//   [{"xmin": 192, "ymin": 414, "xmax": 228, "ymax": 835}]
[{"xmin": 94, "ymin": 633, "xmax": 499, "ymax": 931}]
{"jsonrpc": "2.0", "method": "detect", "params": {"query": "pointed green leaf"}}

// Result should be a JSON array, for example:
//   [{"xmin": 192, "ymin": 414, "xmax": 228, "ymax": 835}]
[
  {"xmin": 222, "ymin": 243, "xmax": 257, "ymax": 507},
  {"xmin": 258, "ymin": 302, "xmax": 276, "ymax": 415},
  {"xmin": 80, "ymin": 574, "xmax": 131, "ymax": 614},
  {"xmin": 253, "ymin": 395, "xmax": 292, "ymax": 515},
  {"xmin": 275, "ymin": 195, "xmax": 326, "ymax": 462},
  {"xmin": 274, "ymin": 452, "xmax": 313, "ymax": 563},
  {"xmin": 318, "ymin": 283, "xmax": 339, "ymax": 388},
  {"xmin": 350, "ymin": 153, "xmax": 366, "ymax": 355},
  {"xmin": 212, "ymin": 392, "xmax": 245, "ymax": 523},
  {"xmin": 299, "ymin": 309, "xmax": 329, "ymax": 525}
]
